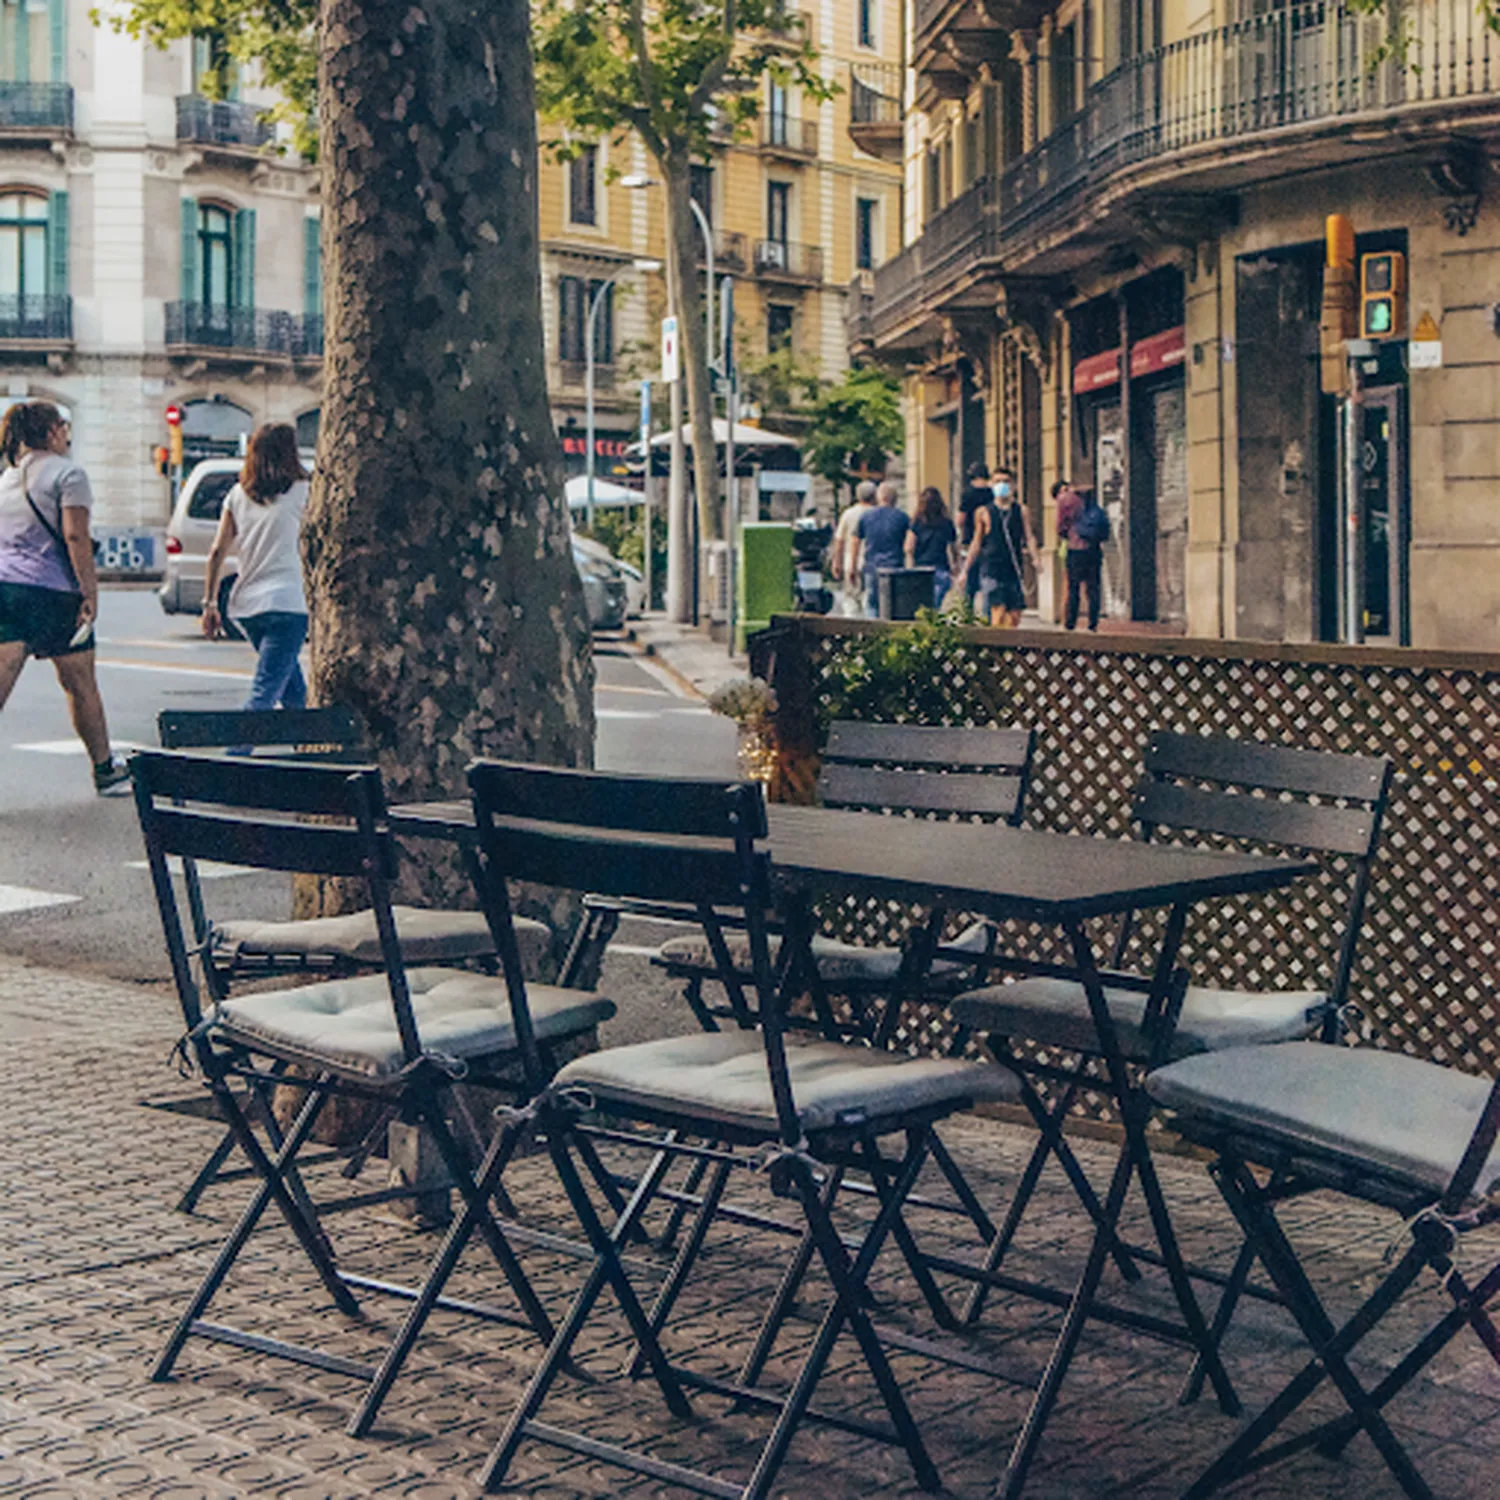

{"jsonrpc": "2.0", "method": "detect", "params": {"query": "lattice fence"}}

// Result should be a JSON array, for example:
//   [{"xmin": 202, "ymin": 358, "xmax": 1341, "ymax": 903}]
[{"xmin": 762, "ymin": 617, "xmax": 1500, "ymax": 1083}]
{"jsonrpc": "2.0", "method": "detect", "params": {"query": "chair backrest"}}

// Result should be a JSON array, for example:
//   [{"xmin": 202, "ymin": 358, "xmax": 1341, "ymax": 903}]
[
  {"xmin": 130, "ymin": 750, "xmax": 420, "ymax": 1063},
  {"xmin": 158, "ymin": 706, "xmax": 366, "ymax": 761},
  {"xmin": 819, "ymin": 721, "xmax": 1036, "ymax": 825},
  {"xmin": 1130, "ymin": 732, "xmax": 1393, "ymax": 1010},
  {"xmin": 467, "ymin": 760, "xmax": 801, "ymax": 1138}
]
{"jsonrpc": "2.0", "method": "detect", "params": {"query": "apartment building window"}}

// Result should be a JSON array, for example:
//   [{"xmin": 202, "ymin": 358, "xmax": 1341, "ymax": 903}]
[
  {"xmin": 568, "ymin": 145, "xmax": 598, "ymax": 227},
  {"xmin": 181, "ymin": 198, "xmax": 255, "ymax": 312},
  {"xmin": 857, "ymin": 0, "xmax": 874, "ymax": 48},
  {"xmin": 690, "ymin": 164, "xmax": 714, "ymax": 229},
  {"xmin": 1053, "ymin": 22, "xmax": 1078, "ymax": 124},
  {"xmin": 855, "ymin": 197, "xmax": 877, "ymax": 271},
  {"xmin": 767, "ymin": 80, "xmax": 789, "ymax": 147},
  {"xmin": 767, "ymin": 180, "xmax": 790, "ymax": 245},
  {"xmin": 767, "ymin": 304, "xmax": 794, "ymax": 352},
  {"xmin": 557, "ymin": 275, "xmax": 613, "ymax": 365},
  {"xmin": 0, "ymin": 192, "xmax": 48, "ymax": 300},
  {"xmin": 191, "ymin": 33, "xmax": 241, "ymax": 99},
  {"xmin": 1, "ymin": 0, "xmax": 62, "ymax": 84},
  {"xmin": 963, "ymin": 113, "xmax": 980, "ymax": 189}
]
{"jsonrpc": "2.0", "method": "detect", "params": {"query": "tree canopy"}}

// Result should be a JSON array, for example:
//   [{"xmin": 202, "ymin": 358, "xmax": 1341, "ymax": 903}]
[{"xmin": 802, "ymin": 367, "xmax": 904, "ymax": 503}]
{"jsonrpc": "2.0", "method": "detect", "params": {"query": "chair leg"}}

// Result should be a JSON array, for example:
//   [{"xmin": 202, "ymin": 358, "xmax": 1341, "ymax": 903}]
[
  {"xmin": 1180, "ymin": 1231, "xmax": 1258, "ymax": 1405},
  {"xmin": 858, "ymin": 1133, "xmax": 957, "ymax": 1331},
  {"xmin": 656, "ymin": 1144, "xmax": 710, "ymax": 1254},
  {"xmin": 153, "ymin": 1080, "xmax": 357, "ymax": 1382},
  {"xmin": 176, "ymin": 1123, "xmax": 238, "ymax": 1214}
]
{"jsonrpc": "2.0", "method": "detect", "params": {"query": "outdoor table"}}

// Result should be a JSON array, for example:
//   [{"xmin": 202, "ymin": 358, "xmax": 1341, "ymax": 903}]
[{"xmin": 389, "ymin": 795, "xmax": 1318, "ymax": 1498}]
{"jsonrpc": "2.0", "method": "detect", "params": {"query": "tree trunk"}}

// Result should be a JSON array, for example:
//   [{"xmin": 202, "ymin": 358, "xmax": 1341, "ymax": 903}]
[
  {"xmin": 665, "ymin": 156, "xmax": 721, "ymax": 545},
  {"xmin": 305, "ymin": 0, "xmax": 594, "ymax": 912}
]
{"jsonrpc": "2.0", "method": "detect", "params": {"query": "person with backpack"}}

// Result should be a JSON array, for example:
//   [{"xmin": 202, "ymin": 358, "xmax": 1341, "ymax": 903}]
[
  {"xmin": 961, "ymin": 467, "xmax": 1038, "ymax": 627},
  {"xmin": 0, "ymin": 401, "xmax": 130, "ymax": 795},
  {"xmin": 1055, "ymin": 479, "xmax": 1108, "ymax": 631}
]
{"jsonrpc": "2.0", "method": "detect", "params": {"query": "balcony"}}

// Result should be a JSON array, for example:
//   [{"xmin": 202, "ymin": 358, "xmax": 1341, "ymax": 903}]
[
  {"xmin": 845, "ymin": 273, "xmax": 874, "ymax": 354},
  {"xmin": 913, "ymin": 0, "xmax": 1039, "ymax": 98},
  {"xmin": 693, "ymin": 228, "xmax": 748, "ymax": 272},
  {"xmin": 554, "ymin": 359, "xmax": 616, "ymax": 393},
  {"xmin": 848, "ymin": 62, "xmax": 901, "ymax": 160},
  {"xmin": 175, "ymin": 95, "xmax": 274, "ymax": 153},
  {"xmin": 0, "ymin": 294, "xmax": 71, "ymax": 346},
  {"xmin": 753, "ymin": 238, "xmax": 823, "ymax": 285},
  {"xmin": 870, "ymin": 0, "xmax": 1500, "ymax": 349},
  {"xmin": 165, "ymin": 302, "xmax": 321, "ymax": 360},
  {"xmin": 760, "ymin": 113, "xmax": 818, "ymax": 162},
  {"xmin": 761, "ymin": 8, "xmax": 812, "ymax": 50},
  {"xmin": 0, "ymin": 82, "xmax": 73, "ymax": 138}
]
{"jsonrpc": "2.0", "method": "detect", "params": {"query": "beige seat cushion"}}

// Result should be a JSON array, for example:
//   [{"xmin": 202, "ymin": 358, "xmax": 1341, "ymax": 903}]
[
  {"xmin": 215, "ymin": 906, "xmax": 549, "ymax": 968},
  {"xmin": 554, "ymin": 1029, "xmax": 1019, "ymax": 1137},
  {"xmin": 213, "ymin": 967, "xmax": 614, "ymax": 1081},
  {"xmin": 1147, "ymin": 1042, "xmax": 1500, "ymax": 1203},
  {"xmin": 950, "ymin": 976, "xmax": 1327, "ymax": 1061},
  {"xmin": 655, "ymin": 921, "xmax": 991, "ymax": 988}
]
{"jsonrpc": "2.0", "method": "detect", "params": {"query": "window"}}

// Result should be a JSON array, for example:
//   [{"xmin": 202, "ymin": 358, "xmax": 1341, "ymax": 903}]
[
  {"xmin": 963, "ymin": 114, "xmax": 980, "ymax": 188},
  {"xmin": 191, "ymin": 34, "xmax": 241, "ymax": 99},
  {"xmin": 1053, "ymin": 23, "xmax": 1078, "ymax": 125},
  {"xmin": 767, "ymin": 181, "xmax": 790, "ymax": 245},
  {"xmin": 180, "ymin": 199, "xmax": 254, "ymax": 317},
  {"xmin": 855, "ymin": 197, "xmax": 877, "ymax": 271},
  {"xmin": 767, "ymin": 79, "xmax": 788, "ymax": 146},
  {"xmin": 690, "ymin": 164, "xmax": 714, "ymax": 229},
  {"xmin": 857, "ymin": 0, "xmax": 874, "ymax": 48},
  {"xmin": 0, "ymin": 0, "xmax": 57, "ymax": 85},
  {"xmin": 568, "ymin": 145, "xmax": 598, "ymax": 227},
  {"xmin": 767, "ymin": 304, "xmax": 794, "ymax": 352},
  {"xmin": 925, "ymin": 147, "xmax": 942, "ymax": 221},
  {"xmin": 199, "ymin": 204, "xmax": 232, "ymax": 306},
  {"xmin": 186, "ymin": 471, "xmax": 237, "ymax": 522},
  {"xmin": 557, "ymin": 275, "xmax": 613, "ymax": 365},
  {"xmin": 0, "ymin": 192, "xmax": 47, "ymax": 301}
]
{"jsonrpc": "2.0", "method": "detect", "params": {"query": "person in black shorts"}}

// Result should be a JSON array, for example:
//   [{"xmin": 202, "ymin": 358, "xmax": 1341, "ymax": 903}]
[{"xmin": 0, "ymin": 400, "xmax": 129, "ymax": 794}]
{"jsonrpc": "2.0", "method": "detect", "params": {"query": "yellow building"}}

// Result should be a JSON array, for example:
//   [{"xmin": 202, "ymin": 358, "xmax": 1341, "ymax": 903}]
[
  {"xmin": 537, "ymin": 3, "xmax": 905, "ymax": 495},
  {"xmin": 857, "ymin": 0, "xmax": 1500, "ymax": 648}
]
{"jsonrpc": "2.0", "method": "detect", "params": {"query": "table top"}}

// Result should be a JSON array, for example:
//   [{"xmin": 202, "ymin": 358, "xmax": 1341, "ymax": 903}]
[{"xmin": 389, "ymin": 798, "xmax": 1316, "ymax": 923}]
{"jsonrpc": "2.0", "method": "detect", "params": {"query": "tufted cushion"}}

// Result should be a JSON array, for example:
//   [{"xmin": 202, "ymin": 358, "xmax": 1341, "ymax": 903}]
[
  {"xmin": 1146, "ymin": 1043, "xmax": 1500, "ymax": 1203},
  {"xmin": 949, "ymin": 976, "xmax": 1328, "ymax": 1061},
  {"xmin": 212, "ymin": 967, "xmax": 614, "ymax": 1081},
  {"xmin": 655, "ymin": 921, "xmax": 993, "ymax": 988},
  {"xmin": 554, "ymin": 1029, "xmax": 1019, "ymax": 1137},
  {"xmin": 214, "ymin": 906, "xmax": 550, "ymax": 969}
]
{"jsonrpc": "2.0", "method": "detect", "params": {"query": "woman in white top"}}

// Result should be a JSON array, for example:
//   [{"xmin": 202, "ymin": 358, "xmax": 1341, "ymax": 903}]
[{"xmin": 201, "ymin": 423, "xmax": 310, "ymax": 710}]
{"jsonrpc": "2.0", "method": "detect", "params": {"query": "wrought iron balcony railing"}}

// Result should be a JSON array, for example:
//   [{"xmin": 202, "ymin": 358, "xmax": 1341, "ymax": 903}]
[
  {"xmin": 0, "ymin": 82, "xmax": 72, "ymax": 133},
  {"xmin": 760, "ymin": 114, "xmax": 818, "ymax": 159},
  {"xmin": 0, "ymin": 294, "xmax": 71, "ymax": 342},
  {"xmin": 850, "ymin": 62, "xmax": 901, "ymax": 125},
  {"xmin": 753, "ymin": 238, "xmax": 823, "ymax": 283},
  {"xmin": 175, "ymin": 95, "xmax": 274, "ymax": 150},
  {"xmin": 165, "ymin": 302, "xmax": 321, "ymax": 357},
  {"xmin": 693, "ymin": 229, "xmax": 747, "ymax": 271}
]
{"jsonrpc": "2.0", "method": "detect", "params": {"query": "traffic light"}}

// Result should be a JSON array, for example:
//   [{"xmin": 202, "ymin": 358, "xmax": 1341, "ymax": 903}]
[
  {"xmin": 1321, "ymin": 214, "xmax": 1357, "ymax": 395},
  {"xmin": 153, "ymin": 444, "xmax": 170, "ymax": 476},
  {"xmin": 1360, "ymin": 251, "xmax": 1407, "ymax": 340},
  {"xmin": 168, "ymin": 425, "xmax": 184, "ymax": 468}
]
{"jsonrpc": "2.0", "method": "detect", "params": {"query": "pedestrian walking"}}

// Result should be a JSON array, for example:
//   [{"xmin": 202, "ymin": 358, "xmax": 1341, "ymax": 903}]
[
  {"xmin": 906, "ymin": 486, "xmax": 958, "ymax": 609},
  {"xmin": 1055, "ymin": 479, "xmax": 1108, "ymax": 631},
  {"xmin": 201, "ymin": 423, "xmax": 311, "ymax": 710},
  {"xmin": 830, "ymin": 479, "xmax": 877, "ymax": 618},
  {"xmin": 0, "ymin": 401, "xmax": 130, "ymax": 795},
  {"xmin": 961, "ymin": 466, "xmax": 1038, "ymax": 628},
  {"xmin": 956, "ymin": 459, "xmax": 992, "ymax": 614},
  {"xmin": 856, "ymin": 480, "xmax": 912, "ymax": 618}
]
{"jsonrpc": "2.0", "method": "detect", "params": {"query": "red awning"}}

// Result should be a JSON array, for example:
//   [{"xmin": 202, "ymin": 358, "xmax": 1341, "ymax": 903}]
[
  {"xmin": 1072, "ymin": 347, "xmax": 1121, "ymax": 394},
  {"xmin": 1072, "ymin": 325, "xmax": 1185, "ymax": 396}
]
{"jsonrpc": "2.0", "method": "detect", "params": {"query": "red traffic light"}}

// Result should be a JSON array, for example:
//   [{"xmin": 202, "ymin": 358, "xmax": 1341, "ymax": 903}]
[{"xmin": 164, "ymin": 403, "xmax": 183, "ymax": 427}]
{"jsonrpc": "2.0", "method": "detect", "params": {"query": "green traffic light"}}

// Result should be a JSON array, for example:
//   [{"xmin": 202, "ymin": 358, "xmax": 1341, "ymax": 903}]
[{"xmin": 1366, "ymin": 299, "xmax": 1393, "ymax": 335}]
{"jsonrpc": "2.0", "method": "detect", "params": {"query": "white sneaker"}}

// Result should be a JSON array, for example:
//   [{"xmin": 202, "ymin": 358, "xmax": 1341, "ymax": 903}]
[{"xmin": 94, "ymin": 755, "xmax": 132, "ymax": 797}]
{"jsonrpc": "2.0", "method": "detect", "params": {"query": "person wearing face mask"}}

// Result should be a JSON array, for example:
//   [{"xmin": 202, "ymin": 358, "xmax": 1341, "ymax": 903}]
[{"xmin": 960, "ymin": 466, "xmax": 1038, "ymax": 627}]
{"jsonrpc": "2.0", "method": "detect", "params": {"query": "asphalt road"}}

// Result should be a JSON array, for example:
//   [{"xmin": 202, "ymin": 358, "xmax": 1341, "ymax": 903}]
[{"xmin": 0, "ymin": 586, "xmax": 736, "ymax": 1002}]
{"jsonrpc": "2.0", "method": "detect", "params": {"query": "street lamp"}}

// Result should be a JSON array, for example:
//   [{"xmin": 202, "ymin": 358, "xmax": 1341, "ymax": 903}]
[
  {"xmin": 619, "ymin": 174, "xmax": 714, "ymax": 355},
  {"xmin": 585, "ymin": 256, "xmax": 660, "ymax": 531}
]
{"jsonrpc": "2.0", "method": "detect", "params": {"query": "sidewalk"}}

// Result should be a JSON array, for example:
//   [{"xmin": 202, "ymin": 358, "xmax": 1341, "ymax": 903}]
[
  {"xmin": 4, "ymin": 947, "xmax": 1499, "ymax": 1498},
  {"xmin": 625, "ymin": 613, "xmax": 747, "ymax": 698}
]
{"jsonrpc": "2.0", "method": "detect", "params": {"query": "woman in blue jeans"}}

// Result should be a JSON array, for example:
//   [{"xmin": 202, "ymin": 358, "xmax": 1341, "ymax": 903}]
[{"xmin": 201, "ymin": 423, "xmax": 310, "ymax": 709}]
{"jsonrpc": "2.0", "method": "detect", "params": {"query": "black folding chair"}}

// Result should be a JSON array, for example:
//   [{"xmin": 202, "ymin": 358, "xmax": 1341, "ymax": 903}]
[
  {"xmin": 157, "ymin": 707, "xmax": 549, "ymax": 1215},
  {"xmin": 461, "ymin": 760, "xmax": 1019, "ymax": 1498},
  {"xmin": 132, "ymin": 750, "xmax": 612, "ymax": 1410},
  {"xmin": 1148, "ymin": 1041, "xmax": 1500, "ymax": 1500},
  {"xmin": 948, "ymin": 732, "xmax": 1392, "ymax": 1333},
  {"xmin": 651, "ymin": 720, "xmax": 1036, "ymax": 1034}
]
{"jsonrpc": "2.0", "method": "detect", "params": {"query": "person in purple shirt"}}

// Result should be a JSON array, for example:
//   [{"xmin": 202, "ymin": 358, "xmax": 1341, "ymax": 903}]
[
  {"xmin": 0, "ymin": 400, "xmax": 129, "ymax": 794},
  {"xmin": 855, "ymin": 480, "xmax": 911, "ymax": 617}
]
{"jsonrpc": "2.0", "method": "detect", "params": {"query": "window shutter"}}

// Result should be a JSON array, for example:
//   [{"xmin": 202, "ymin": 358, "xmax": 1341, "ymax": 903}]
[
  {"xmin": 46, "ymin": 189, "xmax": 67, "ymax": 297},
  {"xmin": 48, "ymin": 0, "xmax": 63, "ymax": 83},
  {"xmin": 303, "ymin": 215, "xmax": 320, "ymax": 316},
  {"xmin": 233, "ymin": 207, "xmax": 256, "ymax": 309},
  {"xmin": 180, "ymin": 197, "xmax": 199, "ymax": 305}
]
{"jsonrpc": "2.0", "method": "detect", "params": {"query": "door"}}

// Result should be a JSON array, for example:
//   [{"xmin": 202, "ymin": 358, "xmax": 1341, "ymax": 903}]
[
  {"xmin": 1358, "ymin": 385, "xmax": 1408, "ymax": 643},
  {"xmin": 1092, "ymin": 400, "xmax": 1130, "ymax": 620}
]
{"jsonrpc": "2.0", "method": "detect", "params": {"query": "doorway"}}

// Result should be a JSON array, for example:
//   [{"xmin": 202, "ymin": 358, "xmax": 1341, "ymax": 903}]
[{"xmin": 1358, "ymin": 385, "xmax": 1409, "ymax": 643}]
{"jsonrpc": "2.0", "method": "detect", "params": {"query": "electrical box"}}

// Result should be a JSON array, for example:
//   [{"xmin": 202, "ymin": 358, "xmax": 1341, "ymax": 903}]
[{"xmin": 735, "ymin": 522, "xmax": 794, "ymax": 654}]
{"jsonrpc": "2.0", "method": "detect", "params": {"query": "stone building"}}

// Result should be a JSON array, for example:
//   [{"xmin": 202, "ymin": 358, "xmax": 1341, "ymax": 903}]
[{"xmin": 853, "ymin": 0, "xmax": 1500, "ymax": 648}]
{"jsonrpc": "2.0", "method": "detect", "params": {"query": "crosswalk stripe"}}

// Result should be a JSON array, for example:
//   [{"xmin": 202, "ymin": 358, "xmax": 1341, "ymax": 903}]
[
  {"xmin": 13, "ymin": 739, "xmax": 148, "ymax": 756},
  {"xmin": 0, "ymin": 884, "xmax": 79, "ymax": 915},
  {"xmin": 123, "ymin": 857, "xmax": 258, "ymax": 880}
]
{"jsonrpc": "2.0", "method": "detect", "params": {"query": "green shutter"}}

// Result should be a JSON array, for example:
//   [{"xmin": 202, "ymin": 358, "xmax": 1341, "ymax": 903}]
[
  {"xmin": 48, "ymin": 0, "xmax": 63, "ymax": 83},
  {"xmin": 15, "ymin": 0, "xmax": 30, "ymax": 82},
  {"xmin": 233, "ymin": 207, "xmax": 256, "ymax": 310},
  {"xmin": 46, "ymin": 189, "xmax": 66, "ymax": 296},
  {"xmin": 180, "ymin": 197, "xmax": 199, "ymax": 305},
  {"xmin": 303, "ymin": 215, "xmax": 320, "ymax": 317}
]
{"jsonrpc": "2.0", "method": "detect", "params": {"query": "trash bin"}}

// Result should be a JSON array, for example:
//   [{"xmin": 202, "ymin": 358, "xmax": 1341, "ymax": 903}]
[{"xmin": 877, "ymin": 567, "xmax": 936, "ymax": 621}]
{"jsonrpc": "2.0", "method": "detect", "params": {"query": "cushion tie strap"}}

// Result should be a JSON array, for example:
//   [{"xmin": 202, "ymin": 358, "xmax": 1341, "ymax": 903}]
[{"xmin": 756, "ymin": 1136, "xmax": 821, "ymax": 1198}]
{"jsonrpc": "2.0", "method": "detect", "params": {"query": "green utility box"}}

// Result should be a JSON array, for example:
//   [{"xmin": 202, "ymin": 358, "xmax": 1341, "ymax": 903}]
[{"xmin": 736, "ymin": 522, "xmax": 794, "ymax": 654}]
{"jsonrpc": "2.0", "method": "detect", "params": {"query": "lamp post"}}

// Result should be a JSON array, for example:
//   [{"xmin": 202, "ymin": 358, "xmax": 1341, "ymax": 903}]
[{"xmin": 584, "ymin": 257, "xmax": 659, "ymax": 532}]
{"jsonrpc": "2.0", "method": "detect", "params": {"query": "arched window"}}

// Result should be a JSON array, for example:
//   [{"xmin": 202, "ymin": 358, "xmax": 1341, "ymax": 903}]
[
  {"xmin": 0, "ymin": 192, "xmax": 48, "ymax": 301},
  {"xmin": 198, "ymin": 203, "xmax": 232, "ymax": 307}
]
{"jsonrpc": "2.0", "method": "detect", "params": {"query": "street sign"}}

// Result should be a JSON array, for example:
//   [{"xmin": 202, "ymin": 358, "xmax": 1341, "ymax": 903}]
[
  {"xmin": 639, "ymin": 379, "xmax": 651, "ymax": 444},
  {"xmin": 1410, "ymin": 310, "xmax": 1442, "ymax": 369},
  {"xmin": 660, "ymin": 316, "xmax": 680, "ymax": 383},
  {"xmin": 164, "ymin": 403, "xmax": 183, "ymax": 426}
]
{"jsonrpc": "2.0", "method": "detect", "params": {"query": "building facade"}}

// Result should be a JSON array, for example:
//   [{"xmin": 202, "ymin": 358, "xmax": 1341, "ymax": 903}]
[
  {"xmin": 0, "ymin": 1, "xmax": 320, "ymax": 549},
  {"xmin": 855, "ymin": 0, "xmax": 1500, "ymax": 649},
  {"xmin": 540, "ymin": 1, "xmax": 905, "ymax": 491}
]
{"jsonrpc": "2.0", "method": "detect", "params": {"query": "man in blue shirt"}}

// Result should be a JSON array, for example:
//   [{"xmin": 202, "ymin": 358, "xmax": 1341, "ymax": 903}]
[{"xmin": 855, "ymin": 480, "xmax": 911, "ymax": 618}]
